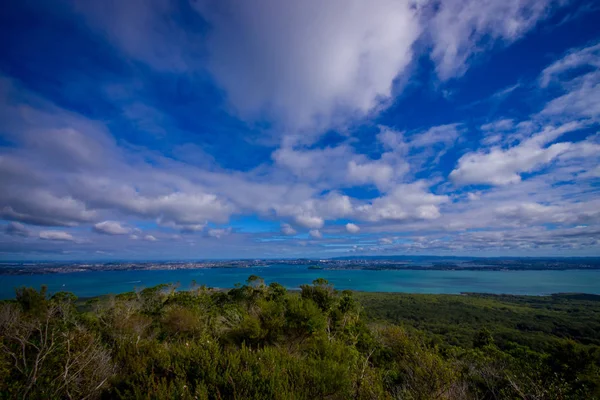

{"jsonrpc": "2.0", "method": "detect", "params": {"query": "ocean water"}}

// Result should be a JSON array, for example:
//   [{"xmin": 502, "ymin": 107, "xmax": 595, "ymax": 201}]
[{"xmin": 1, "ymin": 265, "xmax": 599, "ymax": 299}]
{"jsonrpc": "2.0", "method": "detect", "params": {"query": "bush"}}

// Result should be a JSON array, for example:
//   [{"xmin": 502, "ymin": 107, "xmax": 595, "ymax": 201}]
[{"xmin": 1, "ymin": 282, "xmax": 598, "ymax": 399}]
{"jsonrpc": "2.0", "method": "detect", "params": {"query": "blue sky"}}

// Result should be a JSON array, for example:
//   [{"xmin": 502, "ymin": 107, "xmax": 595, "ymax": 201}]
[{"xmin": 0, "ymin": 0, "xmax": 599, "ymax": 260}]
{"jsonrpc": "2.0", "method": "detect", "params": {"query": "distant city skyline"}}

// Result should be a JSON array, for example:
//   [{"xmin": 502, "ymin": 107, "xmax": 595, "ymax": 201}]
[{"xmin": 1, "ymin": 0, "xmax": 599, "ymax": 260}]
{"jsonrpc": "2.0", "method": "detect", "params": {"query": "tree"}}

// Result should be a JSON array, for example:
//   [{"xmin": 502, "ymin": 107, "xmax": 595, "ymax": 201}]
[
  {"xmin": 300, "ymin": 278, "xmax": 336, "ymax": 312},
  {"xmin": 474, "ymin": 327, "xmax": 494, "ymax": 349}
]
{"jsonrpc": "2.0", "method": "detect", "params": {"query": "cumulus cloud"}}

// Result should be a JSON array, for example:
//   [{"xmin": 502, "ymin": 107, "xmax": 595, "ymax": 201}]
[
  {"xmin": 4, "ymin": 222, "xmax": 30, "ymax": 237},
  {"xmin": 0, "ymin": 190, "xmax": 96, "ymax": 227},
  {"xmin": 450, "ymin": 122, "xmax": 583, "ymax": 186},
  {"xmin": 123, "ymin": 192, "xmax": 234, "ymax": 227},
  {"xmin": 293, "ymin": 215, "xmax": 325, "ymax": 230},
  {"xmin": 208, "ymin": 228, "xmax": 231, "ymax": 239},
  {"xmin": 494, "ymin": 202, "xmax": 573, "ymax": 225},
  {"xmin": 377, "ymin": 127, "xmax": 407, "ymax": 151},
  {"xmin": 274, "ymin": 132, "xmax": 412, "ymax": 192},
  {"xmin": 281, "ymin": 223, "xmax": 297, "ymax": 236},
  {"xmin": 293, "ymin": 123, "xmax": 463, "ymax": 193},
  {"xmin": 345, "ymin": 223, "xmax": 360, "ymax": 234},
  {"xmin": 71, "ymin": 0, "xmax": 569, "ymax": 140},
  {"xmin": 1, "ymin": 8, "xmax": 599, "ymax": 259},
  {"xmin": 309, "ymin": 229, "xmax": 323, "ymax": 239},
  {"xmin": 93, "ymin": 221, "xmax": 131, "ymax": 235},
  {"xmin": 0, "ymin": 79, "xmax": 236, "ymax": 232},
  {"xmin": 79, "ymin": 182, "xmax": 236, "ymax": 230},
  {"xmin": 467, "ymin": 192, "xmax": 481, "ymax": 201},
  {"xmin": 194, "ymin": 0, "xmax": 420, "ymax": 133},
  {"xmin": 356, "ymin": 182, "xmax": 448, "ymax": 222},
  {"xmin": 273, "ymin": 145, "xmax": 352, "ymax": 182},
  {"xmin": 39, "ymin": 230, "xmax": 76, "ymax": 242},
  {"xmin": 274, "ymin": 192, "xmax": 353, "ymax": 229},
  {"xmin": 347, "ymin": 160, "xmax": 395, "ymax": 190},
  {"xmin": 383, "ymin": 225, "xmax": 600, "ymax": 254}
]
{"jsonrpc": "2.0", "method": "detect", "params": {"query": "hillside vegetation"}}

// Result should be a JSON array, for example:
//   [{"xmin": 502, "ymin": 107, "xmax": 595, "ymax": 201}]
[{"xmin": 1, "ymin": 276, "xmax": 599, "ymax": 399}]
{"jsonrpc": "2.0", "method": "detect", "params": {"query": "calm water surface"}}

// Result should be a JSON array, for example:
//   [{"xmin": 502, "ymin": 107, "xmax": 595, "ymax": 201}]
[{"xmin": 1, "ymin": 265, "xmax": 599, "ymax": 299}]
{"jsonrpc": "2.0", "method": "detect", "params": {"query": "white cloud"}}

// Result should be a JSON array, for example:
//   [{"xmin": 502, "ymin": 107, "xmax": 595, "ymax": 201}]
[
  {"xmin": 93, "ymin": 221, "xmax": 130, "ymax": 235},
  {"xmin": 357, "ymin": 182, "xmax": 448, "ymax": 222},
  {"xmin": 540, "ymin": 72, "xmax": 600, "ymax": 119},
  {"xmin": 409, "ymin": 123, "xmax": 462, "ymax": 148},
  {"xmin": 480, "ymin": 119, "xmax": 516, "ymax": 145},
  {"xmin": 539, "ymin": 42, "xmax": 600, "ymax": 87},
  {"xmin": 272, "ymin": 145, "xmax": 351, "ymax": 181},
  {"xmin": 294, "ymin": 215, "xmax": 325, "ymax": 230},
  {"xmin": 309, "ymin": 229, "xmax": 322, "ymax": 239},
  {"xmin": 39, "ymin": 230, "xmax": 76, "ymax": 242},
  {"xmin": 539, "ymin": 42, "xmax": 600, "ymax": 120},
  {"xmin": 4, "ymin": 222, "xmax": 30, "ymax": 237},
  {"xmin": 467, "ymin": 192, "xmax": 481, "ymax": 201},
  {"xmin": 429, "ymin": 0, "xmax": 562, "ymax": 80},
  {"xmin": 343, "ymin": 123, "xmax": 462, "ymax": 191},
  {"xmin": 275, "ymin": 192, "xmax": 353, "ymax": 229},
  {"xmin": 281, "ymin": 223, "xmax": 297, "ymax": 236},
  {"xmin": 178, "ymin": 224, "xmax": 207, "ymax": 233},
  {"xmin": 0, "ymin": 189, "xmax": 96, "ymax": 227},
  {"xmin": 74, "ymin": 0, "xmax": 193, "ymax": 72},
  {"xmin": 377, "ymin": 127, "xmax": 407, "ymax": 151},
  {"xmin": 481, "ymin": 119, "xmax": 514, "ymax": 133},
  {"xmin": 450, "ymin": 122, "xmax": 583, "ymax": 186},
  {"xmin": 73, "ymin": 0, "xmax": 569, "ymax": 141},
  {"xmin": 380, "ymin": 223, "xmax": 600, "ymax": 254},
  {"xmin": 83, "ymin": 188, "xmax": 235, "ymax": 228},
  {"xmin": 208, "ymin": 228, "xmax": 231, "ymax": 239},
  {"xmin": 194, "ymin": 0, "xmax": 420, "ymax": 133},
  {"xmin": 347, "ymin": 160, "xmax": 395, "ymax": 190},
  {"xmin": 345, "ymin": 223, "xmax": 360, "ymax": 234},
  {"xmin": 494, "ymin": 202, "xmax": 572, "ymax": 225},
  {"xmin": 1, "ymin": 29, "xmax": 599, "ymax": 258}
]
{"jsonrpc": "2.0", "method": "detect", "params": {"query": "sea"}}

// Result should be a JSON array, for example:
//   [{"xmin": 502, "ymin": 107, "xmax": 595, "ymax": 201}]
[{"xmin": 1, "ymin": 264, "xmax": 599, "ymax": 299}]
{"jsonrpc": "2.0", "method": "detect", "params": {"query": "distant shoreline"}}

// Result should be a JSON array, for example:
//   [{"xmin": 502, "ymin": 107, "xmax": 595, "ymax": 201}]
[{"xmin": 1, "ymin": 257, "xmax": 600, "ymax": 276}]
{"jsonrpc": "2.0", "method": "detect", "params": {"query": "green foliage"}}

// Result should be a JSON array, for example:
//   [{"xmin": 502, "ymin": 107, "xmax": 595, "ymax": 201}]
[
  {"xmin": 300, "ymin": 278, "xmax": 336, "ymax": 312},
  {"xmin": 1, "ymin": 281, "xmax": 598, "ymax": 399},
  {"xmin": 474, "ymin": 327, "xmax": 495, "ymax": 348},
  {"xmin": 15, "ymin": 285, "xmax": 48, "ymax": 317},
  {"xmin": 0, "ymin": 287, "xmax": 114, "ymax": 399}
]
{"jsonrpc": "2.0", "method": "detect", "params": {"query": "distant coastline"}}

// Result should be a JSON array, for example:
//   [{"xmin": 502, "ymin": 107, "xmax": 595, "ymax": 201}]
[{"xmin": 2, "ymin": 256, "xmax": 599, "ymax": 276}]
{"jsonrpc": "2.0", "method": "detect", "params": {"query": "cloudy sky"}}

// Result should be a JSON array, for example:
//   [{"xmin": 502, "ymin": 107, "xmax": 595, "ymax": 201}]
[{"xmin": 0, "ymin": 0, "xmax": 599, "ymax": 260}]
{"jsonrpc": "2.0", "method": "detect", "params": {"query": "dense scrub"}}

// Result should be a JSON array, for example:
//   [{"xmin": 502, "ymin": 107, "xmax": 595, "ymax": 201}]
[
  {"xmin": 1, "ymin": 277, "xmax": 599, "ymax": 399},
  {"xmin": 357, "ymin": 292, "xmax": 600, "ymax": 349}
]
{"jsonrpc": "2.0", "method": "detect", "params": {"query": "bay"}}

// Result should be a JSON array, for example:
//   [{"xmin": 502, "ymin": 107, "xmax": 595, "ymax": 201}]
[{"xmin": 1, "ymin": 265, "xmax": 599, "ymax": 299}]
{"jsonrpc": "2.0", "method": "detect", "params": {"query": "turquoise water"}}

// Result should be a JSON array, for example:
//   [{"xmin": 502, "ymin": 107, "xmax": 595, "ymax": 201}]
[{"xmin": 1, "ymin": 265, "xmax": 599, "ymax": 299}]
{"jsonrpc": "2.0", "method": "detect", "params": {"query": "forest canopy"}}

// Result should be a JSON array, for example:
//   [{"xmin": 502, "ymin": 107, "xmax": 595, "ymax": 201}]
[{"xmin": 1, "ymin": 277, "xmax": 599, "ymax": 399}]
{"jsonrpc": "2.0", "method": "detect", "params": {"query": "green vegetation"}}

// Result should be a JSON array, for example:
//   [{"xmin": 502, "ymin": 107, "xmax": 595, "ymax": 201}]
[{"xmin": 1, "ymin": 277, "xmax": 599, "ymax": 399}]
